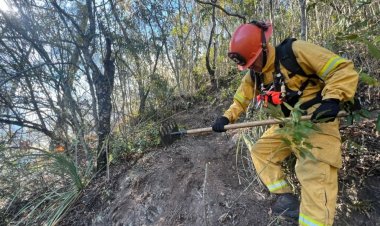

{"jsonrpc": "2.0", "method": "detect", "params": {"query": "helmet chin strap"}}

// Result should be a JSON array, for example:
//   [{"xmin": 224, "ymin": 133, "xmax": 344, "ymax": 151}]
[
  {"xmin": 261, "ymin": 29, "xmax": 268, "ymax": 69},
  {"xmin": 249, "ymin": 20, "xmax": 269, "ymax": 70}
]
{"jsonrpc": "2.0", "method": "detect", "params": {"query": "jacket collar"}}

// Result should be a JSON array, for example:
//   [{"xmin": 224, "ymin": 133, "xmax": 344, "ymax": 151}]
[{"xmin": 262, "ymin": 43, "xmax": 275, "ymax": 74}]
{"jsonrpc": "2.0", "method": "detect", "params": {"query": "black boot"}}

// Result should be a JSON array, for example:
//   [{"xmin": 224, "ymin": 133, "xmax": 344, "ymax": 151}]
[{"xmin": 271, "ymin": 193, "xmax": 300, "ymax": 219}]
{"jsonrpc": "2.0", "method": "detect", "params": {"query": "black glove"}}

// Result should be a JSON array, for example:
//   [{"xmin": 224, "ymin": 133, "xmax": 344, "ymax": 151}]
[
  {"xmin": 212, "ymin": 116, "xmax": 230, "ymax": 132},
  {"xmin": 311, "ymin": 99, "xmax": 340, "ymax": 123}
]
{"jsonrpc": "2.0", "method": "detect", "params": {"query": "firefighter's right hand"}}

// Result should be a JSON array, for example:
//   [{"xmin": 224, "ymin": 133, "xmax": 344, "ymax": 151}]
[{"xmin": 212, "ymin": 116, "xmax": 230, "ymax": 132}]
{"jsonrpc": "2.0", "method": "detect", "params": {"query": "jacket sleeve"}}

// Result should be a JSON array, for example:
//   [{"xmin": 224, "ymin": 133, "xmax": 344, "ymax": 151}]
[
  {"xmin": 292, "ymin": 40, "xmax": 359, "ymax": 102},
  {"xmin": 223, "ymin": 72, "xmax": 257, "ymax": 123}
]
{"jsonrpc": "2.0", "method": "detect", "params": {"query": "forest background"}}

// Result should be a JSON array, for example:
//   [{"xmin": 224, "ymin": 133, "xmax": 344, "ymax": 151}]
[{"xmin": 0, "ymin": 0, "xmax": 379, "ymax": 225}]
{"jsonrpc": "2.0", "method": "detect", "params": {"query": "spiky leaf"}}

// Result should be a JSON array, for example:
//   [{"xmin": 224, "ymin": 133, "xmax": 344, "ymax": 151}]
[{"xmin": 362, "ymin": 39, "xmax": 380, "ymax": 59}]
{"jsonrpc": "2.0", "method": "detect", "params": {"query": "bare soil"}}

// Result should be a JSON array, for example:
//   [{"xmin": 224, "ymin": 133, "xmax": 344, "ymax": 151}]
[{"xmin": 61, "ymin": 102, "xmax": 380, "ymax": 226}]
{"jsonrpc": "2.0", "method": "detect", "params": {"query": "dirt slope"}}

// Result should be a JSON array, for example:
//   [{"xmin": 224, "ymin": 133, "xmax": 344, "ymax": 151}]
[
  {"xmin": 100, "ymin": 135, "xmax": 272, "ymax": 226},
  {"xmin": 61, "ymin": 103, "xmax": 380, "ymax": 226}
]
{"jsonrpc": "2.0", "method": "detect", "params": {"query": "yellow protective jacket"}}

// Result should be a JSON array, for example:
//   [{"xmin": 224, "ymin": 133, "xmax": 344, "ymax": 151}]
[{"xmin": 223, "ymin": 40, "xmax": 359, "ymax": 123}]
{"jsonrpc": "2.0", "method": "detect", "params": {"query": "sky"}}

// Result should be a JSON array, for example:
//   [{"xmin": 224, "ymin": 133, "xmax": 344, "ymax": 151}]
[{"xmin": 0, "ymin": 0, "xmax": 12, "ymax": 12}]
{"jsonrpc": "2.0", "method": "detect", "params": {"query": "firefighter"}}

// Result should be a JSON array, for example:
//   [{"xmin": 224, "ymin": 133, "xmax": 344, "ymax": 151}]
[{"xmin": 212, "ymin": 21, "xmax": 358, "ymax": 226}]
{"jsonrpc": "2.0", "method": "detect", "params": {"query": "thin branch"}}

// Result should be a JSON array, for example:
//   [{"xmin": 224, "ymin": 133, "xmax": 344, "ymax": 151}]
[
  {"xmin": 50, "ymin": 0, "xmax": 84, "ymax": 36},
  {"xmin": 202, "ymin": 162, "xmax": 209, "ymax": 226},
  {"xmin": 0, "ymin": 118, "xmax": 54, "ymax": 138},
  {"xmin": 0, "ymin": 62, "xmax": 84, "ymax": 88},
  {"xmin": 195, "ymin": 0, "xmax": 246, "ymax": 22}
]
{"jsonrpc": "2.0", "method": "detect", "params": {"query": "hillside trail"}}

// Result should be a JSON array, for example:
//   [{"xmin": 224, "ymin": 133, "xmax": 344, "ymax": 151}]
[{"xmin": 61, "ymin": 102, "xmax": 380, "ymax": 226}]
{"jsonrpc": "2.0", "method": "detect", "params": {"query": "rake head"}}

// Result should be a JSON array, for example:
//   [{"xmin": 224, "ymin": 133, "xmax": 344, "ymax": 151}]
[{"xmin": 159, "ymin": 121, "xmax": 183, "ymax": 145}]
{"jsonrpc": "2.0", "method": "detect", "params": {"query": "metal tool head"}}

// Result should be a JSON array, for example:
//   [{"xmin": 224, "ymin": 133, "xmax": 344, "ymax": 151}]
[{"xmin": 159, "ymin": 121, "xmax": 182, "ymax": 145}]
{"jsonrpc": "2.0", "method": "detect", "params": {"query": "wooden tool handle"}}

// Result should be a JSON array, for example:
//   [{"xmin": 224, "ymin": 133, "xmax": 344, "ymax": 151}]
[{"xmin": 185, "ymin": 111, "xmax": 348, "ymax": 135}]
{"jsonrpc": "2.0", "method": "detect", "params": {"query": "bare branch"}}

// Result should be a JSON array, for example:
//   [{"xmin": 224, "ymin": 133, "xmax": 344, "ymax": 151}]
[
  {"xmin": 0, "ymin": 118, "xmax": 54, "ymax": 138},
  {"xmin": 195, "ymin": 0, "xmax": 246, "ymax": 23}
]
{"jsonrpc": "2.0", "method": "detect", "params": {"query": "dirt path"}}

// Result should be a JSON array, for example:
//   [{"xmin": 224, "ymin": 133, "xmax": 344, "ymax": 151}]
[
  {"xmin": 101, "ymin": 134, "xmax": 272, "ymax": 225},
  {"xmin": 61, "ymin": 104, "xmax": 379, "ymax": 226}
]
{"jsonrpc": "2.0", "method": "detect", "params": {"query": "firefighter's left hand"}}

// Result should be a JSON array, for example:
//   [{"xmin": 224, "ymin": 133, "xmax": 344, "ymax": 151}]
[{"xmin": 311, "ymin": 99, "xmax": 340, "ymax": 123}]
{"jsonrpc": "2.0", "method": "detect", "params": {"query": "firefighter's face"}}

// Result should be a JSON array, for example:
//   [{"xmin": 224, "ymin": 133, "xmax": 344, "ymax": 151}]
[{"xmin": 249, "ymin": 51, "xmax": 264, "ymax": 72}]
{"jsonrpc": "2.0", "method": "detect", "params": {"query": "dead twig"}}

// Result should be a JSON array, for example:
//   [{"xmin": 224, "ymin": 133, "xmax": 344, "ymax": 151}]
[{"xmin": 202, "ymin": 162, "xmax": 210, "ymax": 226}]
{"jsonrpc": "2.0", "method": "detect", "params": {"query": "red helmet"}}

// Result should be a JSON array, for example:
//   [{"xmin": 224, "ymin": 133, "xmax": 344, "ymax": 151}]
[{"xmin": 228, "ymin": 21, "xmax": 273, "ymax": 70}]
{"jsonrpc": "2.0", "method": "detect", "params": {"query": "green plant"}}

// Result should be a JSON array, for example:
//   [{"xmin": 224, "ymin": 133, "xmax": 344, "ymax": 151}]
[
  {"xmin": 272, "ymin": 103, "xmax": 320, "ymax": 160},
  {"xmin": 125, "ymin": 120, "xmax": 161, "ymax": 153},
  {"xmin": 110, "ymin": 135, "xmax": 131, "ymax": 161},
  {"xmin": 10, "ymin": 151, "xmax": 90, "ymax": 226}
]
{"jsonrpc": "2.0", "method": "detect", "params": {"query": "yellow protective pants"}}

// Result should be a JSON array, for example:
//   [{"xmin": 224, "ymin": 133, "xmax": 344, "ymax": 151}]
[{"xmin": 249, "ymin": 120, "xmax": 341, "ymax": 226}]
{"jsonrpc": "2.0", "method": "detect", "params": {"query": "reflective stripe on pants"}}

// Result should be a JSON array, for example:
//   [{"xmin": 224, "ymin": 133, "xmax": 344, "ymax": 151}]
[{"xmin": 300, "ymin": 213, "xmax": 325, "ymax": 226}]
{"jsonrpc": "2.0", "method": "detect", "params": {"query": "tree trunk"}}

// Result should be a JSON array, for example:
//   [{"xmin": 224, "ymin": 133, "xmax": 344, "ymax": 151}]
[
  {"xmin": 299, "ymin": 0, "xmax": 308, "ymax": 40},
  {"xmin": 206, "ymin": 1, "xmax": 217, "ymax": 90},
  {"xmin": 96, "ymin": 37, "xmax": 115, "ymax": 171},
  {"xmin": 269, "ymin": 0, "xmax": 275, "ymax": 45}
]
